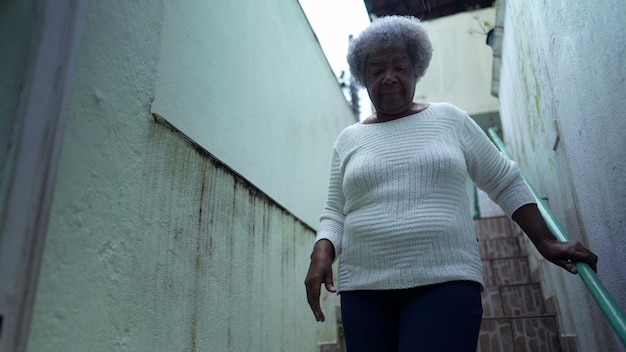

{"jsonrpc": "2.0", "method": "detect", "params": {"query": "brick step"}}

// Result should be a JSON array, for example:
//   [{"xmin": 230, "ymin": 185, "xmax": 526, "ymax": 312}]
[
  {"xmin": 475, "ymin": 216, "xmax": 519, "ymax": 240},
  {"xmin": 481, "ymin": 284, "xmax": 552, "ymax": 318},
  {"xmin": 478, "ymin": 316, "xmax": 564, "ymax": 352},
  {"xmin": 479, "ymin": 237, "xmax": 527, "ymax": 259},
  {"xmin": 476, "ymin": 216, "xmax": 570, "ymax": 351},
  {"xmin": 483, "ymin": 257, "xmax": 536, "ymax": 286}
]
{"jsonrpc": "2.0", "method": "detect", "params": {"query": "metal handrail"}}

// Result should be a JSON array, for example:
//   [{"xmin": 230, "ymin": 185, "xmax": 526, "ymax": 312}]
[{"xmin": 488, "ymin": 127, "xmax": 626, "ymax": 347}]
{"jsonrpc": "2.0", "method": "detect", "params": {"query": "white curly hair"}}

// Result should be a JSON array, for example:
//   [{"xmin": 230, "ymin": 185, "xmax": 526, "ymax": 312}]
[{"xmin": 347, "ymin": 15, "xmax": 433, "ymax": 87}]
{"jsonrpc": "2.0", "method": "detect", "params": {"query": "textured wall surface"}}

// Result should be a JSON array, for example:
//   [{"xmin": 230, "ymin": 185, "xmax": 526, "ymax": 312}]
[
  {"xmin": 152, "ymin": 0, "xmax": 355, "ymax": 228},
  {"xmin": 27, "ymin": 0, "xmax": 349, "ymax": 350},
  {"xmin": 497, "ymin": 1, "xmax": 626, "ymax": 351}
]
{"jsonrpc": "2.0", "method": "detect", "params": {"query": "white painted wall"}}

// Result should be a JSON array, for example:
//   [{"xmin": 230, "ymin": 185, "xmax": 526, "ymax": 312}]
[
  {"xmin": 419, "ymin": 8, "xmax": 499, "ymax": 116},
  {"xmin": 152, "ymin": 1, "xmax": 355, "ymax": 229},
  {"xmin": 25, "ymin": 0, "xmax": 352, "ymax": 350},
  {"xmin": 497, "ymin": 1, "xmax": 626, "ymax": 350}
]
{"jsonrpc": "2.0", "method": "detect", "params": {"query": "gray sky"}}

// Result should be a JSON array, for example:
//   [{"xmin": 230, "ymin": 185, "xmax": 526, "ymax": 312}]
[
  {"xmin": 299, "ymin": 0, "xmax": 371, "ymax": 77},
  {"xmin": 299, "ymin": 0, "xmax": 372, "ymax": 118}
]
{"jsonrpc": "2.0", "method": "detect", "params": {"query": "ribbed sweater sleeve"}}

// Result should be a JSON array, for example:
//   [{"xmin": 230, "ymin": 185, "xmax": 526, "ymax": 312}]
[{"xmin": 459, "ymin": 115, "xmax": 535, "ymax": 217}]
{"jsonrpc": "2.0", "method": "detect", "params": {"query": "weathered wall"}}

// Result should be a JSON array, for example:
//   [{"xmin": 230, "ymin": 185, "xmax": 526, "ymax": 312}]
[
  {"xmin": 497, "ymin": 1, "xmax": 626, "ymax": 350},
  {"xmin": 152, "ymin": 0, "xmax": 354, "ymax": 228},
  {"xmin": 27, "ymin": 0, "xmax": 351, "ymax": 350}
]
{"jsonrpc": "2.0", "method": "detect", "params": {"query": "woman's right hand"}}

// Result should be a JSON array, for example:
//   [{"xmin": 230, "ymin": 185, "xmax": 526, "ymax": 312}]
[{"xmin": 304, "ymin": 239, "xmax": 336, "ymax": 322}]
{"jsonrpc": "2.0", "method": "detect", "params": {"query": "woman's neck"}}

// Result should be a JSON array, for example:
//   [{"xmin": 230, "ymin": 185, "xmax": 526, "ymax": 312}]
[{"xmin": 363, "ymin": 103, "xmax": 429, "ymax": 124}]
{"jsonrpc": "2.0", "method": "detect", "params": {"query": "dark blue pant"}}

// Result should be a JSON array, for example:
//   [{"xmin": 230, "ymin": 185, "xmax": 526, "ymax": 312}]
[{"xmin": 340, "ymin": 281, "xmax": 483, "ymax": 352}]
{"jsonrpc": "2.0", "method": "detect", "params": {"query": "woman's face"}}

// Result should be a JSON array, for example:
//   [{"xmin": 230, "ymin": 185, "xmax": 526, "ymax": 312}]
[{"xmin": 364, "ymin": 49, "xmax": 417, "ymax": 116}]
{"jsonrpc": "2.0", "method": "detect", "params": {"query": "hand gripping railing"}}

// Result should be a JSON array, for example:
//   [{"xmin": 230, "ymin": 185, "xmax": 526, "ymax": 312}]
[{"xmin": 488, "ymin": 127, "xmax": 626, "ymax": 347}]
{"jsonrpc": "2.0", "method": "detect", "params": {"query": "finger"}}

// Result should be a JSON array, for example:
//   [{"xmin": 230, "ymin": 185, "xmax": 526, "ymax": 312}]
[
  {"xmin": 305, "ymin": 283, "xmax": 325, "ymax": 322},
  {"xmin": 552, "ymin": 258, "xmax": 578, "ymax": 274},
  {"xmin": 315, "ymin": 309, "xmax": 325, "ymax": 322},
  {"xmin": 564, "ymin": 260, "xmax": 578, "ymax": 274},
  {"xmin": 571, "ymin": 248, "xmax": 599, "ymax": 272},
  {"xmin": 581, "ymin": 250, "xmax": 598, "ymax": 272},
  {"xmin": 325, "ymin": 282, "xmax": 337, "ymax": 293},
  {"xmin": 589, "ymin": 254, "xmax": 599, "ymax": 272}
]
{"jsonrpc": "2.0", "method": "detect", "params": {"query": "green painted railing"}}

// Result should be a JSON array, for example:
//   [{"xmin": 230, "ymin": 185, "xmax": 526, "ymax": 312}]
[{"xmin": 488, "ymin": 127, "xmax": 626, "ymax": 347}]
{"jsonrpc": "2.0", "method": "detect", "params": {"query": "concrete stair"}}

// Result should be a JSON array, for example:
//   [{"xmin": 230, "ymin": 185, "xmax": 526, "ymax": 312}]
[{"xmin": 477, "ymin": 216, "xmax": 573, "ymax": 352}]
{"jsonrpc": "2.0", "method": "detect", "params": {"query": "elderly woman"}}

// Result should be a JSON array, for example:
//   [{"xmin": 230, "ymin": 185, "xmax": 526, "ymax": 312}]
[{"xmin": 304, "ymin": 15, "xmax": 598, "ymax": 351}]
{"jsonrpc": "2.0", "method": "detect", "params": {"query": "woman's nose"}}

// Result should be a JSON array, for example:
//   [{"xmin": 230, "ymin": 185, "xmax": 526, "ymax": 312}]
[{"xmin": 381, "ymin": 69, "xmax": 397, "ymax": 84}]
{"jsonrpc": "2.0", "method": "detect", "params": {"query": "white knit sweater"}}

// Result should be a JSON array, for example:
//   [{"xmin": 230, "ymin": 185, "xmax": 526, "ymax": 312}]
[{"xmin": 315, "ymin": 103, "xmax": 535, "ymax": 292}]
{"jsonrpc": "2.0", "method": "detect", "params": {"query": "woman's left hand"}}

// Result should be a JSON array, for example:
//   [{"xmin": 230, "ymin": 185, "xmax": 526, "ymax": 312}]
[
  {"xmin": 512, "ymin": 204, "xmax": 598, "ymax": 275},
  {"xmin": 534, "ymin": 238, "xmax": 598, "ymax": 274}
]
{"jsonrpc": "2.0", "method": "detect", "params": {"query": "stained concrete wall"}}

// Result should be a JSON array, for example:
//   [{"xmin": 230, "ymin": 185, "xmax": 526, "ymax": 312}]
[
  {"xmin": 26, "ymin": 0, "xmax": 352, "ymax": 350},
  {"xmin": 152, "ymin": 1, "xmax": 352, "ymax": 229},
  {"xmin": 497, "ymin": 1, "xmax": 626, "ymax": 351}
]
